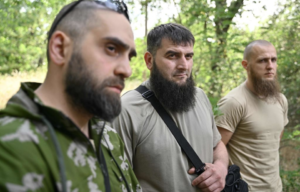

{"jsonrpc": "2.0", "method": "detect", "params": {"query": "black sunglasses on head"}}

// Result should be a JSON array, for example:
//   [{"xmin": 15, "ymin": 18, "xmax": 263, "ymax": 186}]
[{"xmin": 48, "ymin": 0, "xmax": 130, "ymax": 41}]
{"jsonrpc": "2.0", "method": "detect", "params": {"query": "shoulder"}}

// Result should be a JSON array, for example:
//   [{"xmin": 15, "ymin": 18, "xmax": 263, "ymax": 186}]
[
  {"xmin": 218, "ymin": 84, "xmax": 248, "ymax": 107},
  {"xmin": 216, "ymin": 87, "xmax": 248, "ymax": 119},
  {"xmin": 0, "ymin": 116, "xmax": 34, "ymax": 136},
  {"xmin": 0, "ymin": 116, "xmax": 46, "ymax": 150},
  {"xmin": 0, "ymin": 116, "xmax": 47, "ymax": 169},
  {"xmin": 279, "ymin": 93, "xmax": 288, "ymax": 108},
  {"xmin": 120, "ymin": 89, "xmax": 154, "ymax": 117},
  {"xmin": 194, "ymin": 87, "xmax": 210, "ymax": 102},
  {"xmin": 0, "ymin": 116, "xmax": 55, "ymax": 191},
  {"xmin": 121, "ymin": 89, "xmax": 143, "ymax": 104},
  {"xmin": 218, "ymin": 95, "xmax": 242, "ymax": 109},
  {"xmin": 195, "ymin": 86, "xmax": 206, "ymax": 95},
  {"xmin": 193, "ymin": 87, "xmax": 213, "ymax": 110}
]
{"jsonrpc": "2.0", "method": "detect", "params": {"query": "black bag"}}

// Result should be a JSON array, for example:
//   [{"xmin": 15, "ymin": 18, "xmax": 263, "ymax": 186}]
[
  {"xmin": 222, "ymin": 165, "xmax": 248, "ymax": 192},
  {"xmin": 136, "ymin": 85, "xmax": 248, "ymax": 192}
]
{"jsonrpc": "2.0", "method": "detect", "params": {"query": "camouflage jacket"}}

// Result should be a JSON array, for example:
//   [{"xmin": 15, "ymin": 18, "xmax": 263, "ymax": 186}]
[{"xmin": 0, "ymin": 82, "xmax": 142, "ymax": 192}]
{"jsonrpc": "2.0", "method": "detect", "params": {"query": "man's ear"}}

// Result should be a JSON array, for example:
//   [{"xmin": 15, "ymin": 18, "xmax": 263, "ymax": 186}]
[
  {"xmin": 144, "ymin": 51, "xmax": 154, "ymax": 70},
  {"xmin": 48, "ymin": 31, "xmax": 72, "ymax": 66},
  {"xmin": 242, "ymin": 60, "xmax": 248, "ymax": 70}
]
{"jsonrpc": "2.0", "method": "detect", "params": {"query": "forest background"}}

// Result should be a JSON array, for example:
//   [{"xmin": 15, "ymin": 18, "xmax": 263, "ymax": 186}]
[{"xmin": 0, "ymin": 0, "xmax": 299, "ymax": 190}]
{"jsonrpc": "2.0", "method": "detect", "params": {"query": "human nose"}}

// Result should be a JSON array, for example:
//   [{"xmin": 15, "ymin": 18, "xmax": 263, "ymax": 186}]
[
  {"xmin": 266, "ymin": 59, "xmax": 276, "ymax": 69},
  {"xmin": 177, "ymin": 55, "xmax": 188, "ymax": 70},
  {"xmin": 115, "ymin": 58, "xmax": 132, "ymax": 78}
]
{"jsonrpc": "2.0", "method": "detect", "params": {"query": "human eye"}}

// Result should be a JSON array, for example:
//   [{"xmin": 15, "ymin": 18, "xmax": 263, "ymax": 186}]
[
  {"xmin": 186, "ymin": 54, "xmax": 193, "ymax": 60},
  {"xmin": 106, "ymin": 44, "xmax": 118, "ymax": 56},
  {"xmin": 168, "ymin": 53, "xmax": 176, "ymax": 58},
  {"xmin": 271, "ymin": 58, "xmax": 277, "ymax": 62},
  {"xmin": 258, "ymin": 59, "xmax": 267, "ymax": 63}
]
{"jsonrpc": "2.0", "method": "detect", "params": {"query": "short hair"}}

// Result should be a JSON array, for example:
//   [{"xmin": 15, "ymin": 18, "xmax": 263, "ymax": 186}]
[
  {"xmin": 46, "ymin": 1, "xmax": 104, "ymax": 63},
  {"xmin": 243, "ymin": 40, "xmax": 274, "ymax": 60},
  {"xmin": 147, "ymin": 23, "xmax": 195, "ymax": 56}
]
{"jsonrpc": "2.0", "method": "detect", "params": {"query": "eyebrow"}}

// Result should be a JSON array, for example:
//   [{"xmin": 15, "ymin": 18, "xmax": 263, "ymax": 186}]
[
  {"xmin": 257, "ymin": 56, "xmax": 277, "ymax": 60},
  {"xmin": 165, "ymin": 50, "xmax": 194, "ymax": 56},
  {"xmin": 104, "ymin": 37, "xmax": 137, "ymax": 57}
]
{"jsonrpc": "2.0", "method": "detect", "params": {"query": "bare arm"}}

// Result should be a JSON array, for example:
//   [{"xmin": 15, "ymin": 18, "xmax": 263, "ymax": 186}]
[
  {"xmin": 217, "ymin": 126, "xmax": 234, "ymax": 145},
  {"xmin": 280, "ymin": 130, "xmax": 284, "ymax": 140},
  {"xmin": 213, "ymin": 140, "xmax": 229, "ymax": 168}
]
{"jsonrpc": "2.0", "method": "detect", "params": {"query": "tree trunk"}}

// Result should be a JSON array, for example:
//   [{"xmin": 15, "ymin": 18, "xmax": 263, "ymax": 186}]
[
  {"xmin": 210, "ymin": 0, "xmax": 244, "ymax": 96},
  {"xmin": 144, "ymin": 0, "xmax": 148, "ymax": 37}
]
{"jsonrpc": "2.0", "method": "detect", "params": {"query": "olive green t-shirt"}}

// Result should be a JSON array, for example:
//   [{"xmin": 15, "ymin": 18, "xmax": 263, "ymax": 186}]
[{"xmin": 215, "ymin": 82, "xmax": 288, "ymax": 192}]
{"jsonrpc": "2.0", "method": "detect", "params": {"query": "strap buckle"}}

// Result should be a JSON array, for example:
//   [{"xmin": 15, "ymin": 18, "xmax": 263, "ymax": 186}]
[
  {"xmin": 142, "ymin": 90, "xmax": 154, "ymax": 99},
  {"xmin": 195, "ymin": 166, "xmax": 205, "ymax": 175}
]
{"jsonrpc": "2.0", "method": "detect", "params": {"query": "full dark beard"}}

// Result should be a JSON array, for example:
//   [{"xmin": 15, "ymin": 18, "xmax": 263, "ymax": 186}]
[
  {"xmin": 250, "ymin": 66, "xmax": 281, "ymax": 103},
  {"xmin": 65, "ymin": 52, "xmax": 123, "ymax": 122},
  {"xmin": 150, "ymin": 61, "xmax": 196, "ymax": 112}
]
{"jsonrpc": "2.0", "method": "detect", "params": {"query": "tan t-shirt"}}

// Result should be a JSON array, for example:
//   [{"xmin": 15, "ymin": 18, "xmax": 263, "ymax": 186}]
[
  {"xmin": 112, "ymin": 80, "xmax": 221, "ymax": 192},
  {"xmin": 215, "ymin": 82, "xmax": 288, "ymax": 192}
]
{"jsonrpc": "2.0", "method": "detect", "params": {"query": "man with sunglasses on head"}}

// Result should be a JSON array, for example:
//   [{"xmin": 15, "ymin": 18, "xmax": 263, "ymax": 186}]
[
  {"xmin": 0, "ymin": 1, "xmax": 141, "ymax": 192},
  {"xmin": 112, "ymin": 23, "xmax": 228, "ymax": 192}
]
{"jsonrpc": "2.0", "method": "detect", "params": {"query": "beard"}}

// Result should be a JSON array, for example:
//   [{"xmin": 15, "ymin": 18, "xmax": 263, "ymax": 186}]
[
  {"xmin": 150, "ymin": 61, "xmax": 196, "ymax": 113},
  {"xmin": 249, "ymin": 65, "xmax": 281, "ymax": 103},
  {"xmin": 65, "ymin": 51, "xmax": 123, "ymax": 122}
]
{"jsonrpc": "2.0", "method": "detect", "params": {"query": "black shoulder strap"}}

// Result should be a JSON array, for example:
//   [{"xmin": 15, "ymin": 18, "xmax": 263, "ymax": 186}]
[{"xmin": 136, "ymin": 85, "xmax": 206, "ymax": 175}]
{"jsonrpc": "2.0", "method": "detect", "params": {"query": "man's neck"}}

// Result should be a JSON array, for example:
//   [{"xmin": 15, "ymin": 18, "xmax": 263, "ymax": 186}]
[{"xmin": 35, "ymin": 82, "xmax": 91, "ymax": 138}]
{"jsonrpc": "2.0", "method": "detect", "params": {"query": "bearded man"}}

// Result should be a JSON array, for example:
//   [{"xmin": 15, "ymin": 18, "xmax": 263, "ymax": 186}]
[
  {"xmin": 112, "ymin": 23, "xmax": 229, "ymax": 192},
  {"xmin": 215, "ymin": 40, "xmax": 289, "ymax": 192},
  {"xmin": 0, "ymin": 1, "xmax": 141, "ymax": 192}
]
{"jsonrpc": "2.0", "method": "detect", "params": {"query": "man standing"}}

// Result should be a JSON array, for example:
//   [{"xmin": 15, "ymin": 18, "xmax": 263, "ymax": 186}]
[
  {"xmin": 0, "ymin": 1, "xmax": 141, "ymax": 192},
  {"xmin": 112, "ymin": 23, "xmax": 228, "ymax": 192},
  {"xmin": 215, "ymin": 40, "xmax": 289, "ymax": 192}
]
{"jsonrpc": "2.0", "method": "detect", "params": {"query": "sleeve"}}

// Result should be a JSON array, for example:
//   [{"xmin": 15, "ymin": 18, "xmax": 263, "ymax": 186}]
[
  {"xmin": 0, "ymin": 118, "xmax": 48, "ymax": 192},
  {"xmin": 214, "ymin": 96, "xmax": 244, "ymax": 133}
]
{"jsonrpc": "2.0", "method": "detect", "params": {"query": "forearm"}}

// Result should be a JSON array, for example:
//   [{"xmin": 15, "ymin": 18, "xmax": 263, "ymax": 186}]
[{"xmin": 213, "ymin": 141, "xmax": 229, "ymax": 167}]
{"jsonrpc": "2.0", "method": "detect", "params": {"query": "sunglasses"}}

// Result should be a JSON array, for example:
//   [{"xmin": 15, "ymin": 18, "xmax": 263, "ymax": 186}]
[{"xmin": 47, "ymin": 0, "xmax": 130, "ymax": 41}]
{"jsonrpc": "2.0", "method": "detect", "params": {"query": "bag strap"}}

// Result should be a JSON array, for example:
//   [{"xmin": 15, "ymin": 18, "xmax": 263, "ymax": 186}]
[{"xmin": 136, "ymin": 85, "xmax": 206, "ymax": 175}]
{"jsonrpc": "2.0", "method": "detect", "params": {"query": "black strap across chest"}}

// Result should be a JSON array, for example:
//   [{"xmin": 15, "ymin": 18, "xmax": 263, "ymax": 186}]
[{"xmin": 135, "ymin": 85, "xmax": 206, "ymax": 175}]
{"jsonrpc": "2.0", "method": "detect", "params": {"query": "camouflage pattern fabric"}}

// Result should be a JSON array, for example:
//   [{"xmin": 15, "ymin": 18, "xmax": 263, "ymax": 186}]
[{"xmin": 0, "ymin": 82, "xmax": 142, "ymax": 192}]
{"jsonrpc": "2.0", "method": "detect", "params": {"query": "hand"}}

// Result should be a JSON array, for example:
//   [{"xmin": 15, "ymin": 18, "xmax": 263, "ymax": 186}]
[{"xmin": 188, "ymin": 162, "xmax": 227, "ymax": 192}]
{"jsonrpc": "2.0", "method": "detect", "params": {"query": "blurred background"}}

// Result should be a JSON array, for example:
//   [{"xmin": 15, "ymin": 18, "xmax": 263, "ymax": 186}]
[{"xmin": 0, "ymin": 0, "xmax": 299, "ymax": 190}]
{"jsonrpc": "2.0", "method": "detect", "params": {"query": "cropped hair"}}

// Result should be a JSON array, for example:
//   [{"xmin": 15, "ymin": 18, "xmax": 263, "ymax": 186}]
[
  {"xmin": 46, "ymin": 1, "xmax": 103, "ymax": 63},
  {"xmin": 147, "ymin": 23, "xmax": 195, "ymax": 56},
  {"xmin": 243, "ymin": 40, "xmax": 273, "ymax": 60}
]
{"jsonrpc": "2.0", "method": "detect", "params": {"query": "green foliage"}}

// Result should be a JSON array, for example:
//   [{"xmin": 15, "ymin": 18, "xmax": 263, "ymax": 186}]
[
  {"xmin": 128, "ymin": 38, "xmax": 149, "ymax": 81},
  {"xmin": 256, "ymin": 0, "xmax": 300, "ymax": 130},
  {"xmin": 0, "ymin": 0, "xmax": 72, "ymax": 74},
  {"xmin": 1, "ymin": 0, "xmax": 300, "ymax": 189},
  {"xmin": 281, "ymin": 164, "xmax": 300, "ymax": 191}
]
